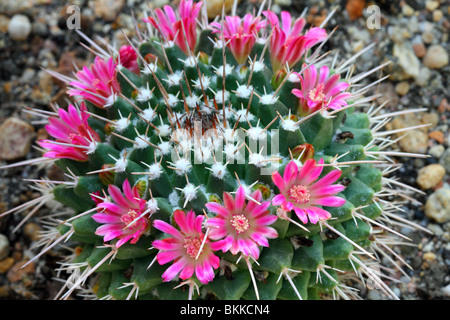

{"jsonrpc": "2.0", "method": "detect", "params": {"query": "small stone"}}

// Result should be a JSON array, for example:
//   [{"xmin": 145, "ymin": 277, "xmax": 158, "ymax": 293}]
[
  {"xmin": 0, "ymin": 234, "xmax": 9, "ymax": 260},
  {"xmin": 415, "ymin": 67, "xmax": 431, "ymax": 87},
  {"xmin": 438, "ymin": 98, "xmax": 449, "ymax": 113},
  {"xmin": 421, "ymin": 112, "xmax": 439, "ymax": 128},
  {"xmin": 422, "ymin": 31, "xmax": 434, "ymax": 44},
  {"xmin": 402, "ymin": 4, "xmax": 414, "ymax": 17},
  {"xmin": 416, "ymin": 164, "xmax": 446, "ymax": 190},
  {"xmin": 395, "ymin": 81, "xmax": 410, "ymax": 96},
  {"xmin": 93, "ymin": 0, "xmax": 125, "ymax": 22},
  {"xmin": 24, "ymin": 223, "xmax": 41, "ymax": 242},
  {"xmin": 399, "ymin": 130, "xmax": 429, "ymax": 154},
  {"xmin": 0, "ymin": 257, "xmax": 15, "ymax": 274},
  {"xmin": 429, "ymin": 144, "xmax": 445, "ymax": 158},
  {"xmin": 425, "ymin": 188, "xmax": 450, "ymax": 223},
  {"xmin": 392, "ymin": 43, "xmax": 421, "ymax": 80},
  {"xmin": 429, "ymin": 130, "xmax": 445, "ymax": 144},
  {"xmin": 6, "ymin": 260, "xmax": 35, "ymax": 283},
  {"xmin": 0, "ymin": 14, "xmax": 9, "ymax": 33},
  {"xmin": 425, "ymin": 0, "xmax": 439, "ymax": 12},
  {"xmin": 442, "ymin": 284, "xmax": 450, "ymax": 297},
  {"xmin": 206, "ymin": 0, "xmax": 236, "ymax": 19},
  {"xmin": 7, "ymin": 14, "xmax": 31, "ymax": 41},
  {"xmin": 440, "ymin": 148, "xmax": 450, "ymax": 173},
  {"xmin": 432, "ymin": 9, "xmax": 443, "ymax": 22},
  {"xmin": 346, "ymin": 0, "xmax": 365, "ymax": 21},
  {"xmin": 412, "ymin": 43, "xmax": 426, "ymax": 58},
  {"xmin": 0, "ymin": 117, "xmax": 35, "ymax": 160},
  {"xmin": 423, "ymin": 45, "xmax": 449, "ymax": 69},
  {"xmin": 423, "ymin": 252, "xmax": 436, "ymax": 261}
]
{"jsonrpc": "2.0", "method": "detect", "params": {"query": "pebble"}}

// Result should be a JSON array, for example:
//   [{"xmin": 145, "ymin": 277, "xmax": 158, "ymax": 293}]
[
  {"xmin": 425, "ymin": 0, "xmax": 440, "ymax": 12},
  {"xmin": 93, "ymin": 0, "xmax": 125, "ymax": 22},
  {"xmin": 440, "ymin": 148, "xmax": 450, "ymax": 173},
  {"xmin": 423, "ymin": 45, "xmax": 449, "ymax": 69},
  {"xmin": 442, "ymin": 284, "xmax": 450, "ymax": 298},
  {"xmin": 425, "ymin": 188, "xmax": 450, "ymax": 223},
  {"xmin": 412, "ymin": 43, "xmax": 426, "ymax": 58},
  {"xmin": 395, "ymin": 81, "xmax": 410, "ymax": 96},
  {"xmin": 423, "ymin": 252, "xmax": 437, "ymax": 261},
  {"xmin": 206, "ymin": 0, "xmax": 235, "ymax": 18},
  {"xmin": 392, "ymin": 43, "xmax": 420, "ymax": 80},
  {"xmin": 402, "ymin": 4, "xmax": 414, "ymax": 17},
  {"xmin": 417, "ymin": 164, "xmax": 446, "ymax": 190},
  {"xmin": 429, "ymin": 130, "xmax": 445, "ymax": 144},
  {"xmin": 0, "ymin": 234, "xmax": 9, "ymax": 260},
  {"xmin": 429, "ymin": 145, "xmax": 445, "ymax": 158},
  {"xmin": 399, "ymin": 130, "xmax": 429, "ymax": 154},
  {"xmin": 0, "ymin": 14, "xmax": 9, "ymax": 33},
  {"xmin": 0, "ymin": 117, "xmax": 35, "ymax": 160},
  {"xmin": 415, "ymin": 67, "xmax": 431, "ymax": 87},
  {"xmin": 24, "ymin": 223, "xmax": 41, "ymax": 242},
  {"xmin": 432, "ymin": 10, "xmax": 443, "ymax": 22},
  {"xmin": 0, "ymin": 257, "xmax": 15, "ymax": 274},
  {"xmin": 6, "ymin": 260, "xmax": 35, "ymax": 283},
  {"xmin": 7, "ymin": 14, "xmax": 31, "ymax": 41}
]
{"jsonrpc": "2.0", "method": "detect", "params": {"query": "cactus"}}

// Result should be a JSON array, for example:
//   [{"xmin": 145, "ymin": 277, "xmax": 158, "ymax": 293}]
[{"xmin": 1, "ymin": 0, "xmax": 430, "ymax": 301}]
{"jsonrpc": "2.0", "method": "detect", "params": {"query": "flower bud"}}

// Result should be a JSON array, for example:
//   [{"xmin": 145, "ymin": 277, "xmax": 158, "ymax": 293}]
[
  {"xmin": 99, "ymin": 164, "xmax": 116, "ymax": 185},
  {"xmin": 291, "ymin": 143, "xmax": 315, "ymax": 163}
]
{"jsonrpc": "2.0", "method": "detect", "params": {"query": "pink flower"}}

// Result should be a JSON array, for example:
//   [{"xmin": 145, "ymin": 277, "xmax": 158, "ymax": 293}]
[
  {"xmin": 263, "ymin": 10, "xmax": 327, "ymax": 71},
  {"xmin": 117, "ymin": 45, "xmax": 140, "ymax": 75},
  {"xmin": 152, "ymin": 210, "xmax": 220, "ymax": 284},
  {"xmin": 292, "ymin": 63, "xmax": 351, "ymax": 116},
  {"xmin": 67, "ymin": 56, "xmax": 120, "ymax": 108},
  {"xmin": 38, "ymin": 102, "xmax": 100, "ymax": 162},
  {"xmin": 144, "ymin": 0, "xmax": 202, "ymax": 55},
  {"xmin": 210, "ymin": 14, "xmax": 266, "ymax": 64},
  {"xmin": 205, "ymin": 186, "xmax": 278, "ymax": 260},
  {"xmin": 271, "ymin": 159, "xmax": 346, "ymax": 225},
  {"xmin": 92, "ymin": 179, "xmax": 150, "ymax": 248}
]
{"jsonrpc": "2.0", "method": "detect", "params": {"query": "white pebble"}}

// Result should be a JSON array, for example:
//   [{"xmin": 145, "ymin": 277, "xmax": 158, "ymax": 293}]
[{"xmin": 8, "ymin": 14, "xmax": 31, "ymax": 41}]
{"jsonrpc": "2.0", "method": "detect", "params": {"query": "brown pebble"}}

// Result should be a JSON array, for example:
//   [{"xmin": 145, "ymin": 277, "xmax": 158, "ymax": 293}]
[
  {"xmin": 6, "ymin": 260, "xmax": 35, "ymax": 283},
  {"xmin": 429, "ymin": 130, "xmax": 445, "ymax": 144},
  {"xmin": 0, "ymin": 257, "xmax": 15, "ymax": 274},
  {"xmin": 438, "ymin": 98, "xmax": 449, "ymax": 113},
  {"xmin": 24, "ymin": 223, "xmax": 42, "ymax": 242},
  {"xmin": 0, "ymin": 117, "xmax": 35, "ymax": 161},
  {"xmin": 346, "ymin": 0, "xmax": 366, "ymax": 20},
  {"xmin": 412, "ymin": 43, "xmax": 426, "ymax": 58}
]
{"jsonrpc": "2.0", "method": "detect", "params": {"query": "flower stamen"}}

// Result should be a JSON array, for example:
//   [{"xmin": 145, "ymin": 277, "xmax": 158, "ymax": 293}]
[
  {"xmin": 230, "ymin": 214, "xmax": 250, "ymax": 233},
  {"xmin": 288, "ymin": 184, "xmax": 311, "ymax": 204}
]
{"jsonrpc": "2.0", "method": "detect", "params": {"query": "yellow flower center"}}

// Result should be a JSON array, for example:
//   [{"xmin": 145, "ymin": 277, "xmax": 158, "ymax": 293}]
[{"xmin": 308, "ymin": 83, "xmax": 326, "ymax": 103}]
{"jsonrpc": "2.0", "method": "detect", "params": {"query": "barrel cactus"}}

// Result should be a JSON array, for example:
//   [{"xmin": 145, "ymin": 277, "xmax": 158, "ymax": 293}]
[{"xmin": 1, "ymin": 0, "xmax": 429, "ymax": 300}]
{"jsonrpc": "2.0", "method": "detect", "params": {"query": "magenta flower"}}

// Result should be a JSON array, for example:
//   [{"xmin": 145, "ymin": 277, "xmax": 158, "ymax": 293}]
[
  {"xmin": 118, "ymin": 45, "xmax": 140, "ymax": 75},
  {"xmin": 292, "ymin": 63, "xmax": 351, "ymax": 116},
  {"xmin": 205, "ymin": 186, "xmax": 278, "ymax": 260},
  {"xmin": 263, "ymin": 10, "xmax": 327, "ymax": 71},
  {"xmin": 152, "ymin": 209, "xmax": 220, "ymax": 284},
  {"xmin": 210, "ymin": 14, "xmax": 266, "ymax": 65},
  {"xmin": 92, "ymin": 179, "xmax": 150, "ymax": 248},
  {"xmin": 67, "ymin": 56, "xmax": 120, "ymax": 108},
  {"xmin": 144, "ymin": 0, "xmax": 202, "ymax": 55},
  {"xmin": 271, "ymin": 158, "xmax": 346, "ymax": 225},
  {"xmin": 38, "ymin": 102, "xmax": 100, "ymax": 162}
]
